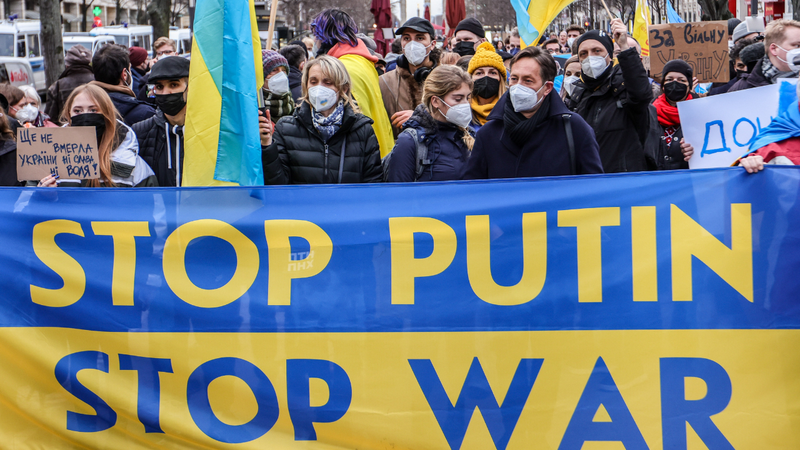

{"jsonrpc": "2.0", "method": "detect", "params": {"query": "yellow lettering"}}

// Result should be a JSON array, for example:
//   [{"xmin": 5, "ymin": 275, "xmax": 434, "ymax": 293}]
[
  {"xmin": 389, "ymin": 217, "xmax": 457, "ymax": 305},
  {"xmin": 264, "ymin": 220, "xmax": 332, "ymax": 306},
  {"xmin": 671, "ymin": 203, "xmax": 753, "ymax": 302},
  {"xmin": 163, "ymin": 219, "xmax": 259, "ymax": 308},
  {"xmin": 558, "ymin": 207, "xmax": 620, "ymax": 303},
  {"xmin": 91, "ymin": 221, "xmax": 150, "ymax": 306},
  {"xmin": 466, "ymin": 213, "xmax": 547, "ymax": 305},
  {"xmin": 631, "ymin": 206, "xmax": 658, "ymax": 301},
  {"xmin": 30, "ymin": 220, "xmax": 85, "ymax": 307}
]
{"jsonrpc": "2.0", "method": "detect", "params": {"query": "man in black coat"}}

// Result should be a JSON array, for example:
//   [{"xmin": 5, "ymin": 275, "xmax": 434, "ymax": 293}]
[
  {"xmin": 463, "ymin": 46, "xmax": 603, "ymax": 179},
  {"xmin": 132, "ymin": 57, "xmax": 190, "ymax": 186},
  {"xmin": 45, "ymin": 45, "xmax": 94, "ymax": 124},
  {"xmin": 280, "ymin": 44, "xmax": 306, "ymax": 103},
  {"xmin": 729, "ymin": 19, "xmax": 800, "ymax": 92},
  {"xmin": 571, "ymin": 21, "xmax": 653, "ymax": 173},
  {"xmin": 90, "ymin": 44, "xmax": 156, "ymax": 126}
]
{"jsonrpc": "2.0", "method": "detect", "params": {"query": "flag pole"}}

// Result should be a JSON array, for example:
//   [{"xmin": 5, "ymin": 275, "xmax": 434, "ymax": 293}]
[
  {"xmin": 266, "ymin": 0, "xmax": 280, "ymax": 50},
  {"xmin": 599, "ymin": 0, "xmax": 615, "ymax": 20}
]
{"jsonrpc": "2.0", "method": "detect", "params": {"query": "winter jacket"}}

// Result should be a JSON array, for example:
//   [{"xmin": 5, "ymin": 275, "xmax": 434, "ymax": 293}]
[
  {"xmin": 0, "ymin": 139, "xmax": 21, "ymax": 186},
  {"xmin": 45, "ymin": 58, "xmax": 95, "ymax": 124},
  {"xmin": 90, "ymin": 80, "xmax": 156, "ymax": 126},
  {"xmin": 288, "ymin": 65, "xmax": 303, "ymax": 103},
  {"xmin": 571, "ymin": 48, "xmax": 653, "ymax": 173},
  {"xmin": 131, "ymin": 66, "xmax": 146, "ymax": 95},
  {"xmin": 728, "ymin": 58, "xmax": 771, "ymax": 92},
  {"xmin": 329, "ymin": 41, "xmax": 395, "ymax": 157},
  {"xmin": 132, "ymin": 110, "xmax": 185, "ymax": 186},
  {"xmin": 262, "ymin": 102, "xmax": 382, "ymax": 184},
  {"xmin": 386, "ymin": 104, "xmax": 472, "ymax": 182},
  {"xmin": 463, "ymin": 91, "xmax": 603, "ymax": 179},
  {"xmin": 379, "ymin": 50, "xmax": 441, "ymax": 138},
  {"xmin": 25, "ymin": 121, "xmax": 157, "ymax": 187}
]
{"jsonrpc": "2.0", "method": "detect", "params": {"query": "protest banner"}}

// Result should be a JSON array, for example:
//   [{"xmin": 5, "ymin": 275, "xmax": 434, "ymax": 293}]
[
  {"xmin": 16, "ymin": 126, "xmax": 99, "ymax": 181},
  {"xmin": 681, "ymin": 83, "xmax": 788, "ymax": 169},
  {"xmin": 1, "ymin": 170, "xmax": 799, "ymax": 448},
  {"xmin": 649, "ymin": 21, "xmax": 729, "ymax": 83}
]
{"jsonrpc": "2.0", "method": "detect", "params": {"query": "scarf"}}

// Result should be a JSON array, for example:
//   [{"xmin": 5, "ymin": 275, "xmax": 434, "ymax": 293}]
[
  {"xmin": 312, "ymin": 100, "xmax": 345, "ymax": 142},
  {"xmin": 265, "ymin": 89, "xmax": 295, "ymax": 121},
  {"xmin": 328, "ymin": 41, "xmax": 379, "ymax": 63},
  {"xmin": 503, "ymin": 92, "xmax": 551, "ymax": 149},
  {"xmin": 761, "ymin": 55, "xmax": 795, "ymax": 83},
  {"xmin": 580, "ymin": 63, "xmax": 613, "ymax": 92},
  {"xmin": 653, "ymin": 93, "xmax": 692, "ymax": 127},
  {"xmin": 471, "ymin": 96, "xmax": 498, "ymax": 125}
]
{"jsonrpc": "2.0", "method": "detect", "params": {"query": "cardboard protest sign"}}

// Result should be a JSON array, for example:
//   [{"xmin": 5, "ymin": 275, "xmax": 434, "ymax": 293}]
[
  {"xmin": 680, "ymin": 83, "xmax": 788, "ymax": 169},
  {"xmin": 649, "ymin": 21, "xmax": 729, "ymax": 83},
  {"xmin": 16, "ymin": 126, "xmax": 99, "ymax": 181}
]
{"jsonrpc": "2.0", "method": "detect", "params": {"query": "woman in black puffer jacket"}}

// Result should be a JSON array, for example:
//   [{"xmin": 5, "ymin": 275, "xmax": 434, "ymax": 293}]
[{"xmin": 261, "ymin": 55, "xmax": 382, "ymax": 184}]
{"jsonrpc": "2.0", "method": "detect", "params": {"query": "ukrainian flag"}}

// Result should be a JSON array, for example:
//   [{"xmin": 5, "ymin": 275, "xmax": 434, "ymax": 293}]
[
  {"xmin": 511, "ymin": 0, "xmax": 577, "ymax": 47},
  {"xmin": 184, "ymin": 0, "xmax": 264, "ymax": 186}
]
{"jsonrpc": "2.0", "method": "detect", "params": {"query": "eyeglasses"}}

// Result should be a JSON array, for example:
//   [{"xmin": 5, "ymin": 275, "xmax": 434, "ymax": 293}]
[{"xmin": 156, "ymin": 50, "xmax": 175, "ymax": 56}]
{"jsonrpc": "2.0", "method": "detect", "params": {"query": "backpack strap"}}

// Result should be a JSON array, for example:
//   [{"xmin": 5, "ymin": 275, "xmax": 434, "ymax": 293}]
[
  {"xmin": 406, "ymin": 128, "xmax": 430, "ymax": 181},
  {"xmin": 562, "ymin": 114, "xmax": 576, "ymax": 175}
]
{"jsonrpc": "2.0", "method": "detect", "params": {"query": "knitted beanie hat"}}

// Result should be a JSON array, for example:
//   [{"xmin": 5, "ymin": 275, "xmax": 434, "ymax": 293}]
[
  {"xmin": 467, "ymin": 42, "xmax": 506, "ymax": 78},
  {"xmin": 262, "ymin": 50, "xmax": 289, "ymax": 75}
]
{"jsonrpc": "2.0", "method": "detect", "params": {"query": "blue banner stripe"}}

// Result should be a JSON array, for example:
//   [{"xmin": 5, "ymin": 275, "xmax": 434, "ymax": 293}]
[{"xmin": 1, "ymin": 168, "xmax": 799, "ymax": 332}]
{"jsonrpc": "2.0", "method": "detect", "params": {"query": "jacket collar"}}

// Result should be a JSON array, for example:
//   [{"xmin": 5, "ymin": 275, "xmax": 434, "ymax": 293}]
[{"xmin": 90, "ymin": 80, "xmax": 135, "ymax": 98}]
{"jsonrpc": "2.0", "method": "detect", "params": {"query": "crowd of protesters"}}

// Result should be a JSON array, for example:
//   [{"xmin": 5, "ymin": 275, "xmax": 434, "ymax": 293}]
[{"xmin": 0, "ymin": 10, "xmax": 798, "ymax": 188}]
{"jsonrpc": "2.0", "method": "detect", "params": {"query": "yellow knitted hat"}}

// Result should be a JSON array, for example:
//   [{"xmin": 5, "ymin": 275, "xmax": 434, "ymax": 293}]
[{"xmin": 467, "ymin": 42, "xmax": 506, "ymax": 78}]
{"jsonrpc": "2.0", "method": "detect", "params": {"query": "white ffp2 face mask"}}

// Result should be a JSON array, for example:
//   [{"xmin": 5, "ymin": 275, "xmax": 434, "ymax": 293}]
[
  {"xmin": 436, "ymin": 97, "xmax": 472, "ymax": 128},
  {"xmin": 581, "ymin": 55, "xmax": 610, "ymax": 79},
  {"xmin": 404, "ymin": 40, "xmax": 430, "ymax": 66},
  {"xmin": 509, "ymin": 83, "xmax": 547, "ymax": 113},
  {"xmin": 268, "ymin": 71, "xmax": 290, "ymax": 95},
  {"xmin": 308, "ymin": 85, "xmax": 338, "ymax": 112},
  {"xmin": 563, "ymin": 75, "xmax": 579, "ymax": 96},
  {"xmin": 776, "ymin": 44, "xmax": 800, "ymax": 72},
  {"xmin": 16, "ymin": 103, "xmax": 38, "ymax": 123}
]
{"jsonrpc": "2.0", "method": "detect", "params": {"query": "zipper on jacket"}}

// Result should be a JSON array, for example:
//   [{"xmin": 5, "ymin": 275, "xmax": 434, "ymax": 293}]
[{"xmin": 323, "ymin": 142, "xmax": 329, "ymax": 183}]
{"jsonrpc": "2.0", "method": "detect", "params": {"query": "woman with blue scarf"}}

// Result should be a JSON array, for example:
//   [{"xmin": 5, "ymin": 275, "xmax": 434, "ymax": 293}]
[{"xmin": 261, "ymin": 55, "xmax": 382, "ymax": 184}]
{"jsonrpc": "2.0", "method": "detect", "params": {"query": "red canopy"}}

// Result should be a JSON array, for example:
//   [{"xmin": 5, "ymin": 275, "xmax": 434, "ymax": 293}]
[
  {"xmin": 370, "ymin": 0, "xmax": 393, "ymax": 55},
  {"xmin": 424, "ymin": 6, "xmax": 431, "ymax": 21},
  {"xmin": 445, "ymin": 0, "xmax": 465, "ymax": 37}
]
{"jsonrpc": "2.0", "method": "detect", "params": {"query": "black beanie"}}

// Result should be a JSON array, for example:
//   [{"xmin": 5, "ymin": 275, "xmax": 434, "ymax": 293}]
[
  {"xmin": 575, "ymin": 30, "xmax": 614, "ymax": 56},
  {"xmin": 662, "ymin": 59, "xmax": 693, "ymax": 81},
  {"xmin": 454, "ymin": 17, "xmax": 485, "ymax": 39}
]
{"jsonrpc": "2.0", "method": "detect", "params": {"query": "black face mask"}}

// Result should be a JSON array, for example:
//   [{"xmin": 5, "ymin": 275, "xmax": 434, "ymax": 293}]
[
  {"xmin": 154, "ymin": 90, "xmax": 187, "ymax": 116},
  {"xmin": 736, "ymin": 69, "xmax": 747, "ymax": 78},
  {"xmin": 71, "ymin": 113, "xmax": 106, "ymax": 144},
  {"xmin": 663, "ymin": 81, "xmax": 689, "ymax": 102},
  {"xmin": 454, "ymin": 41, "xmax": 476, "ymax": 56},
  {"xmin": 473, "ymin": 76, "xmax": 500, "ymax": 99}
]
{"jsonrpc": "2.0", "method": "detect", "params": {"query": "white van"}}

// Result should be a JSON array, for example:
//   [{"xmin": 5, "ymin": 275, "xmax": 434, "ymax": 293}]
[
  {"xmin": 0, "ymin": 56, "xmax": 35, "ymax": 90},
  {"xmin": 169, "ymin": 28, "xmax": 191, "ymax": 54},
  {"xmin": 63, "ymin": 33, "xmax": 115, "ymax": 55},
  {"xmin": 90, "ymin": 25, "xmax": 153, "ymax": 52},
  {"xmin": 0, "ymin": 20, "xmax": 45, "ymax": 93}
]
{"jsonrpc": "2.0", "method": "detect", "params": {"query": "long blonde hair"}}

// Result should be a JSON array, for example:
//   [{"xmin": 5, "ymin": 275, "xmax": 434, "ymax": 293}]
[
  {"xmin": 60, "ymin": 84, "xmax": 121, "ymax": 187},
  {"xmin": 300, "ymin": 55, "xmax": 359, "ymax": 113},
  {"xmin": 422, "ymin": 65, "xmax": 475, "ymax": 151}
]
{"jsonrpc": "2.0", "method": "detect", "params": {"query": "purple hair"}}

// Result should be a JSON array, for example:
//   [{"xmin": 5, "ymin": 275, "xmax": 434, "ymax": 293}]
[{"xmin": 311, "ymin": 9, "xmax": 359, "ymax": 47}]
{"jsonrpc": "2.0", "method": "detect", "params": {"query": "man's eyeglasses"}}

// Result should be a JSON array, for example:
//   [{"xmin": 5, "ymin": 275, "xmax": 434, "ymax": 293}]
[{"xmin": 156, "ymin": 50, "xmax": 175, "ymax": 57}]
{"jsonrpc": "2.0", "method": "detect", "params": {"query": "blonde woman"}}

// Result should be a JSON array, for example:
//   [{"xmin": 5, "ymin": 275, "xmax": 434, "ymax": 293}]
[
  {"xmin": 35, "ymin": 84, "xmax": 156, "ymax": 187},
  {"xmin": 385, "ymin": 65, "xmax": 474, "ymax": 182},
  {"xmin": 467, "ymin": 42, "xmax": 508, "ymax": 130},
  {"xmin": 261, "ymin": 55, "xmax": 382, "ymax": 184}
]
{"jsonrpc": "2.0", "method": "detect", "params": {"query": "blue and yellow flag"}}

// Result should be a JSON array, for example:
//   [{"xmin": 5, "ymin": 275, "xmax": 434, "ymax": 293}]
[
  {"xmin": 511, "ymin": 0, "xmax": 577, "ymax": 47},
  {"xmin": 634, "ymin": 0, "xmax": 651, "ymax": 56},
  {"xmin": 184, "ymin": 0, "xmax": 264, "ymax": 186}
]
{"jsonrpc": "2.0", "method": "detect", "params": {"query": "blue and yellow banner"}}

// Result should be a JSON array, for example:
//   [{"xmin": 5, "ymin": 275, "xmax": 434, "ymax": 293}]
[{"xmin": 1, "ymin": 168, "xmax": 800, "ymax": 448}]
